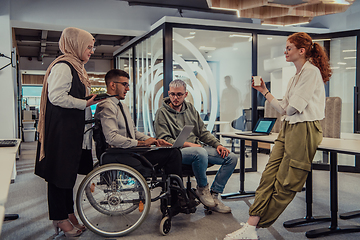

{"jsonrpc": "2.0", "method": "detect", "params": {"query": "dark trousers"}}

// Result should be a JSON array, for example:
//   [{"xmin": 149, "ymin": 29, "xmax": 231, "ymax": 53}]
[
  {"xmin": 102, "ymin": 148, "xmax": 183, "ymax": 178},
  {"xmin": 48, "ymin": 182, "xmax": 74, "ymax": 220}
]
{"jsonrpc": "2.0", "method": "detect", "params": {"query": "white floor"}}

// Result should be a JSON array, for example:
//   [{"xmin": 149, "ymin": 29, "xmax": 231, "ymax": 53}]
[{"xmin": 2, "ymin": 141, "xmax": 360, "ymax": 240}]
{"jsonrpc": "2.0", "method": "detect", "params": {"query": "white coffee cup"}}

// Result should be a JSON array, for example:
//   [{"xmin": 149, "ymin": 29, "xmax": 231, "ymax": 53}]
[{"xmin": 253, "ymin": 76, "xmax": 262, "ymax": 86}]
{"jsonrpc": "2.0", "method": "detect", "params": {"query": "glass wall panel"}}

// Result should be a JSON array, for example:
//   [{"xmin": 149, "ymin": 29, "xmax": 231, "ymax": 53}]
[
  {"xmin": 135, "ymin": 30, "xmax": 163, "ymax": 136},
  {"xmin": 173, "ymin": 28, "xmax": 252, "ymax": 136},
  {"xmin": 116, "ymin": 49, "xmax": 134, "ymax": 118},
  {"xmin": 258, "ymin": 35, "xmax": 292, "ymax": 102},
  {"xmin": 329, "ymin": 36, "xmax": 357, "ymax": 166}
]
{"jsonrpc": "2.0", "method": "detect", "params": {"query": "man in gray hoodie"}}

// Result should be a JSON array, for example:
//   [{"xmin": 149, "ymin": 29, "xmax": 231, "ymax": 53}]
[{"xmin": 154, "ymin": 79, "xmax": 237, "ymax": 213}]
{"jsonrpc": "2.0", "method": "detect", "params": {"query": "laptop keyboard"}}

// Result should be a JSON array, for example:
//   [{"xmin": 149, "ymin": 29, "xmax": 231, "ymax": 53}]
[{"xmin": 0, "ymin": 140, "xmax": 17, "ymax": 147}]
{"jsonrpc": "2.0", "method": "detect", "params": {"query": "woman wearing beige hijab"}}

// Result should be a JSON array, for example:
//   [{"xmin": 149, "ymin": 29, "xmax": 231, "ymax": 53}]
[{"xmin": 35, "ymin": 27, "xmax": 101, "ymax": 237}]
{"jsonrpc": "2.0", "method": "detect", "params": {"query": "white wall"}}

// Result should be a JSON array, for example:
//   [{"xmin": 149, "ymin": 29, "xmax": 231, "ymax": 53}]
[{"xmin": 0, "ymin": 0, "xmax": 16, "ymax": 139}]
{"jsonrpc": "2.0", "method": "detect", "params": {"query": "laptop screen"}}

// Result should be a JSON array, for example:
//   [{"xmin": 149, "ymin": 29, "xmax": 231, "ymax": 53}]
[{"xmin": 253, "ymin": 118, "xmax": 277, "ymax": 134}]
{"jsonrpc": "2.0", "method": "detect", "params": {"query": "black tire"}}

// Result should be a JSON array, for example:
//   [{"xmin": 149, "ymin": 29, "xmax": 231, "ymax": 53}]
[
  {"xmin": 76, "ymin": 164, "xmax": 151, "ymax": 237},
  {"xmin": 159, "ymin": 216, "xmax": 171, "ymax": 235}
]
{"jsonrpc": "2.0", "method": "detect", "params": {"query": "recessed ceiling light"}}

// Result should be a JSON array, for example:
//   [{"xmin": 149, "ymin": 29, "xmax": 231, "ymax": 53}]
[
  {"xmin": 184, "ymin": 36, "xmax": 195, "ymax": 40},
  {"xmin": 190, "ymin": 32, "xmax": 196, "ymax": 35},
  {"xmin": 344, "ymin": 57, "xmax": 356, "ymax": 59},
  {"xmin": 284, "ymin": 21, "xmax": 310, "ymax": 26},
  {"xmin": 229, "ymin": 34, "xmax": 251, "ymax": 38},
  {"xmin": 346, "ymin": 67, "xmax": 356, "ymax": 69},
  {"xmin": 313, "ymin": 39, "xmax": 331, "ymax": 42},
  {"xmin": 208, "ymin": 55, "xmax": 212, "ymax": 58},
  {"xmin": 199, "ymin": 46, "xmax": 216, "ymax": 51},
  {"xmin": 337, "ymin": 62, "xmax": 347, "ymax": 65},
  {"xmin": 343, "ymin": 49, "xmax": 356, "ymax": 52},
  {"xmin": 267, "ymin": 37, "xmax": 273, "ymax": 40}
]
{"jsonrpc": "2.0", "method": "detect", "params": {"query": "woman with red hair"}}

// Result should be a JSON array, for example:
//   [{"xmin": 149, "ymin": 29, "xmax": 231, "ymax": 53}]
[{"xmin": 224, "ymin": 32, "xmax": 332, "ymax": 240}]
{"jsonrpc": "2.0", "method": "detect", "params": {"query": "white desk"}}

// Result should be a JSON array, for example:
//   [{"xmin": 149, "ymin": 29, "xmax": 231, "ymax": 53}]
[
  {"xmin": 0, "ymin": 139, "xmax": 21, "ymax": 236},
  {"xmin": 218, "ymin": 132, "xmax": 360, "ymax": 238}
]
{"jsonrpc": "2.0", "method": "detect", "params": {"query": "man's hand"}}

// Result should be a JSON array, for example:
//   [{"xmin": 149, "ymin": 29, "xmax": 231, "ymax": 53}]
[
  {"xmin": 157, "ymin": 139, "xmax": 172, "ymax": 147},
  {"xmin": 138, "ymin": 138, "xmax": 158, "ymax": 147},
  {"xmin": 217, "ymin": 145, "xmax": 230, "ymax": 158},
  {"xmin": 183, "ymin": 142, "xmax": 201, "ymax": 148}
]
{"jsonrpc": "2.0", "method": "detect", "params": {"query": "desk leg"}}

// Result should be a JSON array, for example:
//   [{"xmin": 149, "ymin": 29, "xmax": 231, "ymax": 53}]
[
  {"xmin": 306, "ymin": 152, "xmax": 360, "ymax": 238},
  {"xmin": 283, "ymin": 168, "xmax": 331, "ymax": 228},
  {"xmin": 221, "ymin": 139, "xmax": 256, "ymax": 199}
]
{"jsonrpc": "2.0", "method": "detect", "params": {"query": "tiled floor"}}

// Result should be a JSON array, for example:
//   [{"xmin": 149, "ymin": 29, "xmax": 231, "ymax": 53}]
[{"xmin": 2, "ymin": 141, "xmax": 360, "ymax": 240}]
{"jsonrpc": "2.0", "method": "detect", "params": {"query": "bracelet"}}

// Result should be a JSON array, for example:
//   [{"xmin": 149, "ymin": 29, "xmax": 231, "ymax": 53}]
[{"xmin": 264, "ymin": 91, "xmax": 270, "ymax": 97}]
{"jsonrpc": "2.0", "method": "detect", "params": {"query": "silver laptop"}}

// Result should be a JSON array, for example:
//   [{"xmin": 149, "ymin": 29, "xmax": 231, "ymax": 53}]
[
  {"xmin": 236, "ymin": 118, "xmax": 277, "ymax": 136},
  {"xmin": 140, "ymin": 125, "xmax": 194, "ymax": 149}
]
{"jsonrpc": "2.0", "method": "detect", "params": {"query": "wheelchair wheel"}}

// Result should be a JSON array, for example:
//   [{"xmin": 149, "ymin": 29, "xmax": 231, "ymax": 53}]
[
  {"xmin": 159, "ymin": 216, "xmax": 171, "ymax": 235},
  {"xmin": 76, "ymin": 163, "xmax": 151, "ymax": 237}
]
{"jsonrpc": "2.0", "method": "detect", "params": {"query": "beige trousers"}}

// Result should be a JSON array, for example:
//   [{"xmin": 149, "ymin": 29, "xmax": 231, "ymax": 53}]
[{"xmin": 249, "ymin": 120, "xmax": 323, "ymax": 228}]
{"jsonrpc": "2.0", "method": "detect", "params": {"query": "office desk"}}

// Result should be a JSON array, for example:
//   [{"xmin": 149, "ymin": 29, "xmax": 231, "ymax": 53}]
[
  {"xmin": 0, "ymin": 139, "xmax": 21, "ymax": 236},
  {"xmin": 218, "ymin": 132, "xmax": 360, "ymax": 238}
]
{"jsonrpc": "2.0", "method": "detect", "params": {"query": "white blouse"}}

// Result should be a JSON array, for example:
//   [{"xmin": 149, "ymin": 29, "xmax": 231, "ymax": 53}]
[{"xmin": 278, "ymin": 61, "xmax": 326, "ymax": 124}]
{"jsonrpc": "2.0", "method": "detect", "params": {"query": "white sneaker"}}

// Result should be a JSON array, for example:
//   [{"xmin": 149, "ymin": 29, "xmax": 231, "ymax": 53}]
[
  {"xmin": 210, "ymin": 193, "xmax": 231, "ymax": 213},
  {"xmin": 224, "ymin": 223, "xmax": 258, "ymax": 240},
  {"xmin": 195, "ymin": 184, "xmax": 216, "ymax": 207}
]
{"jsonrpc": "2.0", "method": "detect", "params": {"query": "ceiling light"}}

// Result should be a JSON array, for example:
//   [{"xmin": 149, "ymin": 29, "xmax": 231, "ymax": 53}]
[
  {"xmin": 313, "ymin": 39, "xmax": 331, "ymax": 42},
  {"xmin": 199, "ymin": 46, "xmax": 216, "ymax": 51},
  {"xmin": 261, "ymin": 23, "xmax": 284, "ymax": 27},
  {"xmin": 190, "ymin": 32, "xmax": 196, "ymax": 35},
  {"xmin": 229, "ymin": 34, "xmax": 251, "ymax": 38},
  {"xmin": 147, "ymin": 53, "xmax": 151, "ymax": 55},
  {"xmin": 124, "ymin": 64, "xmax": 128, "ymax": 66},
  {"xmin": 322, "ymin": 0, "xmax": 352, "ymax": 5},
  {"xmin": 284, "ymin": 21, "xmax": 310, "ymax": 26},
  {"xmin": 267, "ymin": 37, "xmax": 273, "ymax": 40},
  {"xmin": 337, "ymin": 62, "xmax": 347, "ymax": 65},
  {"xmin": 330, "ymin": 67, "xmax": 340, "ymax": 69},
  {"xmin": 208, "ymin": 55, "xmax": 212, "ymax": 58},
  {"xmin": 343, "ymin": 49, "xmax": 356, "ymax": 52},
  {"xmin": 344, "ymin": 57, "xmax": 356, "ymax": 59},
  {"xmin": 210, "ymin": 6, "xmax": 240, "ymax": 17},
  {"xmin": 184, "ymin": 36, "xmax": 195, "ymax": 40},
  {"xmin": 346, "ymin": 67, "xmax": 356, "ymax": 69}
]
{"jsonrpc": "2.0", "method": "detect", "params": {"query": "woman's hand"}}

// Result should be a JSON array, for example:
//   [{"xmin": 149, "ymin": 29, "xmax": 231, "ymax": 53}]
[
  {"xmin": 251, "ymin": 77, "xmax": 268, "ymax": 95},
  {"xmin": 86, "ymin": 95, "xmax": 104, "ymax": 107}
]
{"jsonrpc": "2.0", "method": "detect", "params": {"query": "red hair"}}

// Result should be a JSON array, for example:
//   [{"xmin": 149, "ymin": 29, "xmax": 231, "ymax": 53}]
[{"xmin": 287, "ymin": 32, "xmax": 332, "ymax": 83}]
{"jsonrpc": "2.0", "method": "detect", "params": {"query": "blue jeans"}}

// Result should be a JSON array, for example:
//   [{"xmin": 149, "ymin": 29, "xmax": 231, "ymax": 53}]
[{"xmin": 181, "ymin": 146, "xmax": 237, "ymax": 193}]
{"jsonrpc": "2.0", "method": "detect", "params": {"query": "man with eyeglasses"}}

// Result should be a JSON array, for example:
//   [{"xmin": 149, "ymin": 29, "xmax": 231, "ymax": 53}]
[
  {"xmin": 154, "ymin": 79, "xmax": 237, "ymax": 213},
  {"xmin": 94, "ymin": 70, "xmax": 187, "ymax": 212}
]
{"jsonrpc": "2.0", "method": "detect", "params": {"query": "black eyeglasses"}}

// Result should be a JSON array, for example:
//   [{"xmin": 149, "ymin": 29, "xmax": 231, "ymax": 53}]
[
  {"xmin": 169, "ymin": 92, "xmax": 185, "ymax": 97},
  {"xmin": 113, "ymin": 82, "xmax": 130, "ymax": 88}
]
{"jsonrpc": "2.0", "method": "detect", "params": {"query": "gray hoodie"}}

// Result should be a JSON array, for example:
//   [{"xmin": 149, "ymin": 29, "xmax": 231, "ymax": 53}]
[{"xmin": 154, "ymin": 97, "xmax": 220, "ymax": 148}]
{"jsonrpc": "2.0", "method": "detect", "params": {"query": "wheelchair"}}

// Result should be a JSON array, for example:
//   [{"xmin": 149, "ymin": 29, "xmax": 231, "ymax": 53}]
[{"xmin": 75, "ymin": 119, "xmax": 199, "ymax": 237}]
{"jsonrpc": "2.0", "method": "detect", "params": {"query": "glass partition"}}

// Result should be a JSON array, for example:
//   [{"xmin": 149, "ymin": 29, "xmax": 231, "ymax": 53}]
[
  {"xmin": 135, "ymin": 30, "xmax": 163, "ymax": 136},
  {"xmin": 117, "ymin": 49, "xmax": 134, "ymax": 118},
  {"xmin": 173, "ymin": 28, "xmax": 252, "ymax": 134},
  {"xmin": 329, "ymin": 36, "xmax": 357, "ymax": 166}
]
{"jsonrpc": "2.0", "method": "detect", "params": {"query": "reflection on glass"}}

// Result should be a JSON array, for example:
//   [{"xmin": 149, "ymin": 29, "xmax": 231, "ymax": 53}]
[
  {"xmin": 173, "ymin": 28, "xmax": 252, "ymax": 133},
  {"xmin": 135, "ymin": 30, "xmax": 163, "ymax": 137}
]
